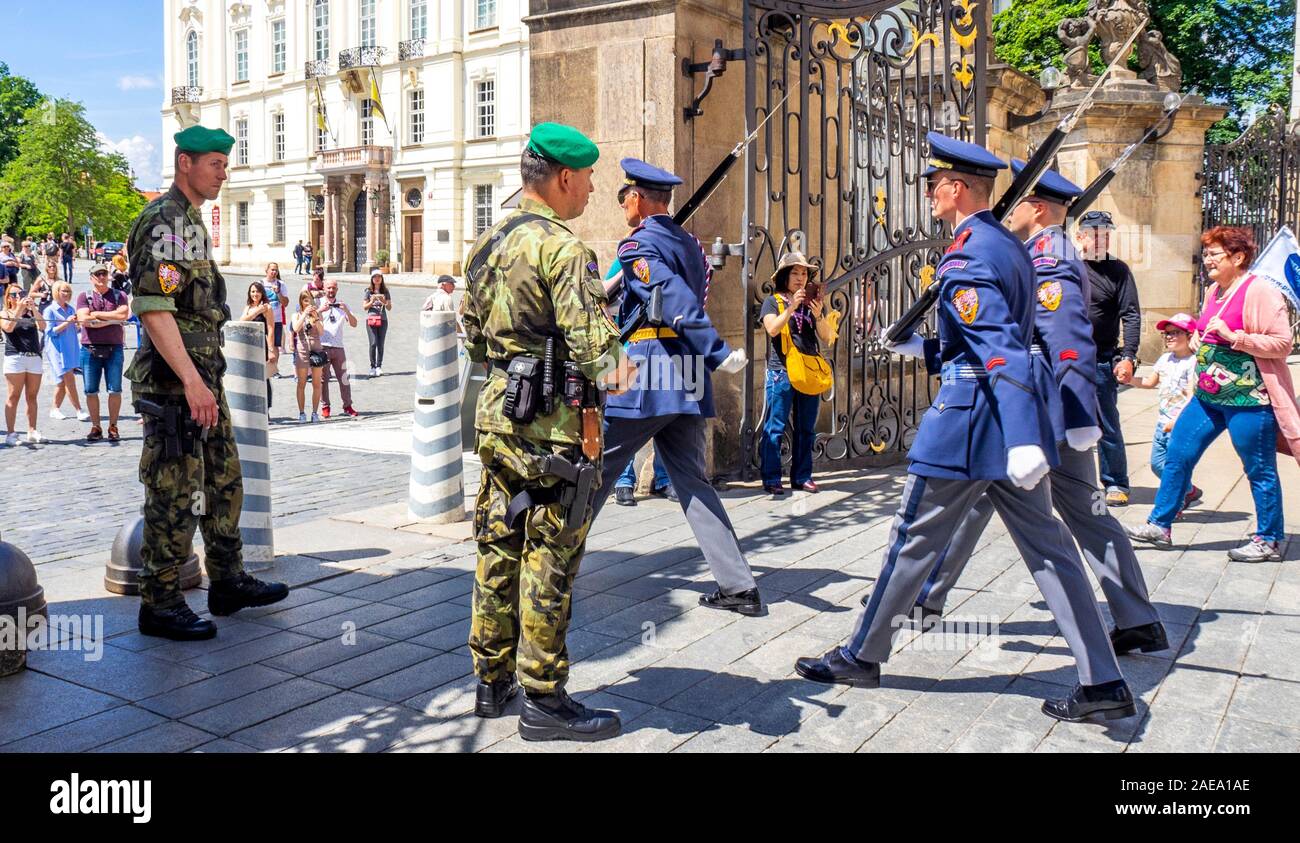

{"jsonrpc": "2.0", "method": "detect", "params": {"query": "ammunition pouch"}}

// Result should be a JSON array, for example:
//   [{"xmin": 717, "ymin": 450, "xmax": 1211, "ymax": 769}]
[{"xmin": 503, "ymin": 453, "xmax": 599, "ymax": 533}]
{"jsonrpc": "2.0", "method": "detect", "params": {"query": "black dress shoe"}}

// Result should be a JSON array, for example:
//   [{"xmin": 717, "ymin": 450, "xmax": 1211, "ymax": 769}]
[
  {"xmin": 474, "ymin": 675, "xmax": 520, "ymax": 718},
  {"xmin": 518, "ymin": 689, "xmax": 621, "ymax": 742},
  {"xmin": 139, "ymin": 602, "xmax": 217, "ymax": 641},
  {"xmin": 1042, "ymin": 679, "xmax": 1137, "ymax": 722},
  {"xmin": 699, "ymin": 587, "xmax": 763, "ymax": 616},
  {"xmin": 855, "ymin": 597, "xmax": 943, "ymax": 629},
  {"xmin": 1110, "ymin": 622, "xmax": 1169, "ymax": 655},
  {"xmin": 794, "ymin": 647, "xmax": 881, "ymax": 688},
  {"xmin": 614, "ymin": 486, "xmax": 637, "ymax": 507},
  {"xmin": 650, "ymin": 484, "xmax": 679, "ymax": 502},
  {"xmin": 208, "ymin": 573, "xmax": 291, "ymax": 616}
]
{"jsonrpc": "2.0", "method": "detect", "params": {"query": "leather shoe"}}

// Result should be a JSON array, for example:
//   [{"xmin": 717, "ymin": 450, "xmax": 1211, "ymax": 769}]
[
  {"xmin": 855, "ymin": 597, "xmax": 942, "ymax": 630},
  {"xmin": 519, "ymin": 689, "xmax": 621, "ymax": 742},
  {"xmin": 1110, "ymin": 622, "xmax": 1169, "ymax": 655},
  {"xmin": 792, "ymin": 481, "xmax": 818, "ymax": 493},
  {"xmin": 139, "ymin": 602, "xmax": 216, "ymax": 641},
  {"xmin": 699, "ymin": 587, "xmax": 762, "ymax": 616},
  {"xmin": 1042, "ymin": 679, "xmax": 1137, "ymax": 722},
  {"xmin": 794, "ymin": 647, "xmax": 880, "ymax": 688},
  {"xmin": 762, "ymin": 484, "xmax": 785, "ymax": 496},
  {"xmin": 475, "ymin": 675, "xmax": 520, "ymax": 718},
  {"xmin": 208, "ymin": 573, "xmax": 290, "ymax": 616},
  {"xmin": 651, "ymin": 484, "xmax": 678, "ymax": 502},
  {"xmin": 614, "ymin": 486, "xmax": 636, "ymax": 507}
]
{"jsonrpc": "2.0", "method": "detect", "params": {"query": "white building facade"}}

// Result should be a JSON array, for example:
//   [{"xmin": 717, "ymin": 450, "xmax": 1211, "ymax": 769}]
[{"xmin": 162, "ymin": 0, "xmax": 529, "ymax": 274}]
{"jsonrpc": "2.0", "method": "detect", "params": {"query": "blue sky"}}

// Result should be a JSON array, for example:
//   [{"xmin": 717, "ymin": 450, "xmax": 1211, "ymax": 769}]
[{"xmin": 5, "ymin": 0, "xmax": 165, "ymax": 189}]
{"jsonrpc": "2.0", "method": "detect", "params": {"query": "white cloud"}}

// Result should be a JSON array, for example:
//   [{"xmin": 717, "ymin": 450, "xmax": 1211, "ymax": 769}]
[
  {"xmin": 98, "ymin": 132, "xmax": 162, "ymax": 191},
  {"xmin": 117, "ymin": 75, "xmax": 159, "ymax": 91}
]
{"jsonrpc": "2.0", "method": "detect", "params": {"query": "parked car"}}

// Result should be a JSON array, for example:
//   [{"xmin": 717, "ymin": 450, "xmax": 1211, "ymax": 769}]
[{"xmin": 101, "ymin": 242, "xmax": 125, "ymax": 262}]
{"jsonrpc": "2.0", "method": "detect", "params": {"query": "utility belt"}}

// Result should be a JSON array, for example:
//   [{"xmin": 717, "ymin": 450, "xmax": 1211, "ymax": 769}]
[
  {"xmin": 501, "ymin": 452, "xmax": 600, "ymax": 533},
  {"xmin": 940, "ymin": 344, "xmax": 1045, "ymax": 384},
  {"xmin": 142, "ymin": 328, "xmax": 223, "ymax": 387},
  {"xmin": 489, "ymin": 342, "xmax": 600, "ymax": 426},
  {"xmin": 135, "ymin": 396, "xmax": 209, "ymax": 459},
  {"xmin": 626, "ymin": 326, "xmax": 678, "ymax": 343}
]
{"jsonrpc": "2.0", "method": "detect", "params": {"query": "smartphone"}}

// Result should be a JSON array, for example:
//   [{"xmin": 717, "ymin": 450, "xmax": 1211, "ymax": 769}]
[{"xmin": 805, "ymin": 281, "xmax": 821, "ymax": 300}]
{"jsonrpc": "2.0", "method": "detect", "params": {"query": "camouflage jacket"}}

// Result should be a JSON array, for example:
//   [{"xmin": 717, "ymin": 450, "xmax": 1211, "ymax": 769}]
[
  {"xmin": 462, "ymin": 196, "xmax": 623, "ymax": 445},
  {"xmin": 125, "ymin": 183, "xmax": 231, "ymax": 396}
]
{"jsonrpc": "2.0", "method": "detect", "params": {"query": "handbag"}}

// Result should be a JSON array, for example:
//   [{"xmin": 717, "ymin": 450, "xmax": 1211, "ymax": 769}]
[
  {"xmin": 774, "ymin": 294, "xmax": 832, "ymax": 395},
  {"xmin": 366, "ymin": 312, "xmax": 384, "ymax": 328},
  {"xmin": 308, "ymin": 350, "xmax": 328, "ymax": 367}
]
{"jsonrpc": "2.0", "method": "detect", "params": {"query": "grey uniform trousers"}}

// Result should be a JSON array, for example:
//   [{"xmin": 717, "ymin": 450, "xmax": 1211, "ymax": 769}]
[
  {"xmin": 847, "ymin": 471, "xmax": 1123, "ymax": 686},
  {"xmin": 918, "ymin": 447, "xmax": 1159, "ymax": 630},
  {"xmin": 592, "ymin": 414, "xmax": 757, "ymax": 596}
]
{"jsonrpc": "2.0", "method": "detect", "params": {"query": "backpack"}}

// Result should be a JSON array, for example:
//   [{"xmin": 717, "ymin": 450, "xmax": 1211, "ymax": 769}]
[{"xmin": 774, "ymin": 294, "xmax": 832, "ymax": 395}]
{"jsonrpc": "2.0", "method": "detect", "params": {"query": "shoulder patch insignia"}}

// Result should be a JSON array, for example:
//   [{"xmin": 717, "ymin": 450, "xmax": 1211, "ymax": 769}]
[
  {"xmin": 1037, "ymin": 280, "xmax": 1062, "ymax": 311},
  {"xmin": 953, "ymin": 287, "xmax": 979, "ymax": 324},
  {"xmin": 1032, "ymin": 255, "xmax": 1059, "ymax": 268},
  {"xmin": 586, "ymin": 260, "xmax": 599, "ymax": 275},
  {"xmin": 944, "ymin": 228, "xmax": 972, "ymax": 255},
  {"xmin": 937, "ymin": 258, "xmax": 968, "ymax": 279},
  {"xmin": 158, "ymin": 262, "xmax": 182, "ymax": 295},
  {"xmin": 632, "ymin": 257, "xmax": 651, "ymax": 284},
  {"xmin": 618, "ymin": 240, "xmax": 640, "ymax": 256},
  {"xmin": 1034, "ymin": 235, "xmax": 1050, "ymax": 253}
]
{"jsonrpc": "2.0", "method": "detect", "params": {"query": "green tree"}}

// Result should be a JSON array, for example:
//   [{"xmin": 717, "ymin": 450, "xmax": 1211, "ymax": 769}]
[
  {"xmin": 0, "ymin": 99, "xmax": 140, "ymax": 240},
  {"xmin": 993, "ymin": 0, "xmax": 1294, "ymax": 142},
  {"xmin": 0, "ymin": 62, "xmax": 42, "ymax": 172}
]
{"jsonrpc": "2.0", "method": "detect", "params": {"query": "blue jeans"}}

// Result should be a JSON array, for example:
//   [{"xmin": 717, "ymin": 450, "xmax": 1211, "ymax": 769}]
[
  {"xmin": 61, "ymin": 256, "xmax": 74, "ymax": 281},
  {"xmin": 80, "ymin": 345, "xmax": 124, "ymax": 394},
  {"xmin": 761, "ymin": 368, "xmax": 819, "ymax": 486},
  {"xmin": 1095, "ymin": 360, "xmax": 1129, "ymax": 490},
  {"xmin": 1150, "ymin": 424, "xmax": 1171, "ymax": 478},
  {"xmin": 1150, "ymin": 398, "xmax": 1284, "ymax": 541},
  {"xmin": 615, "ymin": 453, "xmax": 670, "ymax": 490}
]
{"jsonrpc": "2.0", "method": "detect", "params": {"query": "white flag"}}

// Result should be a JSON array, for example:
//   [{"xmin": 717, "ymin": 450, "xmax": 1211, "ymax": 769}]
[{"xmin": 1250, "ymin": 226, "xmax": 1300, "ymax": 312}]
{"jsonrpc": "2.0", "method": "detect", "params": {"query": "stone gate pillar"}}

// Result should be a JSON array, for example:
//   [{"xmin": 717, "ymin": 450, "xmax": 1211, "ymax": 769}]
[{"xmin": 525, "ymin": 0, "xmax": 748, "ymax": 474}]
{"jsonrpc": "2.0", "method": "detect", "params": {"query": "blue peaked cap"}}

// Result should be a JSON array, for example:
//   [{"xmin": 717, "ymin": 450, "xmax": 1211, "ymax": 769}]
[
  {"xmin": 1011, "ymin": 158, "xmax": 1083, "ymax": 204},
  {"xmin": 923, "ymin": 131, "xmax": 1007, "ymax": 179}
]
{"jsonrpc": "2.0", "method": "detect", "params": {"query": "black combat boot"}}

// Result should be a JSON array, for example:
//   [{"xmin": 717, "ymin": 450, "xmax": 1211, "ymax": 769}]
[
  {"xmin": 208, "ymin": 572, "xmax": 290, "ymax": 616},
  {"xmin": 699, "ymin": 587, "xmax": 763, "ymax": 616},
  {"xmin": 474, "ymin": 675, "xmax": 520, "ymax": 718},
  {"xmin": 1042, "ymin": 679, "xmax": 1137, "ymax": 722},
  {"xmin": 794, "ymin": 646, "xmax": 881, "ymax": 688},
  {"xmin": 1110, "ymin": 622, "xmax": 1168, "ymax": 655},
  {"xmin": 139, "ymin": 602, "xmax": 217, "ymax": 641},
  {"xmin": 614, "ymin": 486, "xmax": 637, "ymax": 506},
  {"xmin": 518, "ymin": 689, "xmax": 622, "ymax": 742}
]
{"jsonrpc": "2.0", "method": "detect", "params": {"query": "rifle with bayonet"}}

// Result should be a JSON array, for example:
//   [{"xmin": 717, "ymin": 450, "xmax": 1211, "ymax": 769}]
[{"xmin": 885, "ymin": 18, "xmax": 1149, "ymax": 345}]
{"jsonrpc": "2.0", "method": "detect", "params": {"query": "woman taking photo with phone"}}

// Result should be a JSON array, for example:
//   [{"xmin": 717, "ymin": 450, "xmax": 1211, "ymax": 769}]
[
  {"xmin": 291, "ymin": 289, "xmax": 326, "ymax": 422},
  {"xmin": 2, "ymin": 282, "xmax": 46, "ymax": 445},
  {"xmin": 241, "ymin": 281, "xmax": 276, "ymax": 414},
  {"xmin": 363, "ymin": 269, "xmax": 393, "ymax": 377},
  {"xmin": 759, "ymin": 252, "xmax": 834, "ymax": 495}
]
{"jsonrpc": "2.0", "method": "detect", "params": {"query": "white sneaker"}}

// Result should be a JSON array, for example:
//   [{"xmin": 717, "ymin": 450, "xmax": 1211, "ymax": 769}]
[
  {"xmin": 375, "ymin": 368, "xmax": 382, "ymax": 377},
  {"xmin": 49, "ymin": 407, "xmax": 68, "ymax": 420},
  {"xmin": 310, "ymin": 412, "xmax": 320, "ymax": 423},
  {"xmin": 298, "ymin": 412, "xmax": 307, "ymax": 423},
  {"xmin": 5, "ymin": 432, "xmax": 18, "ymax": 447},
  {"xmin": 369, "ymin": 367, "xmax": 377, "ymax": 377},
  {"xmin": 26, "ymin": 430, "xmax": 42, "ymax": 445},
  {"xmin": 76, "ymin": 410, "xmax": 91, "ymax": 421}
]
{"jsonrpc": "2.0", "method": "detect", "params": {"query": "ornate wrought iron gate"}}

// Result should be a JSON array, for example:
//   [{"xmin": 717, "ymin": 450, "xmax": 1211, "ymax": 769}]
[{"xmin": 741, "ymin": 0, "xmax": 987, "ymax": 476}]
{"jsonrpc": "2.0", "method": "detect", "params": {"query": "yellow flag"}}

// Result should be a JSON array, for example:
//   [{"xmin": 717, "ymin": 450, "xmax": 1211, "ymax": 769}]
[
  {"xmin": 314, "ymin": 84, "xmax": 327, "ymax": 132},
  {"xmin": 368, "ymin": 71, "xmax": 386, "ymax": 122}
]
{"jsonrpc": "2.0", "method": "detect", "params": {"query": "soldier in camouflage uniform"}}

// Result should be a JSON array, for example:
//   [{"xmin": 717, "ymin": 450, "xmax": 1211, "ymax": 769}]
[
  {"xmin": 127, "ymin": 125, "xmax": 288, "ymax": 641},
  {"xmin": 462, "ymin": 122, "xmax": 635, "ymax": 742}
]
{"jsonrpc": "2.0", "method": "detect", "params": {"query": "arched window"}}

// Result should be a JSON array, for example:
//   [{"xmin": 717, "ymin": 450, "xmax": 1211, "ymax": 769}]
[
  {"xmin": 314, "ymin": 0, "xmax": 330, "ymax": 62},
  {"xmin": 186, "ymin": 30, "xmax": 199, "ymax": 88}
]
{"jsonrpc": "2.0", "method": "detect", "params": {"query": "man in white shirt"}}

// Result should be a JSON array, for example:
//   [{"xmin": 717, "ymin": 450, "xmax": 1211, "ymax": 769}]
[
  {"xmin": 422, "ymin": 275, "xmax": 458, "ymax": 312},
  {"xmin": 318, "ymin": 279, "xmax": 358, "ymax": 418}
]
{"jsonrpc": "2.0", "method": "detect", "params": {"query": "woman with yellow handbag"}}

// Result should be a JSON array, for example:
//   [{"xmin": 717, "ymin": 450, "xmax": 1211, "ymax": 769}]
[{"xmin": 759, "ymin": 252, "xmax": 835, "ymax": 495}]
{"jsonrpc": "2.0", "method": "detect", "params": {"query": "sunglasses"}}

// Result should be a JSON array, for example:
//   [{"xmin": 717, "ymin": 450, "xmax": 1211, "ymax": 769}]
[{"xmin": 92, "ymin": 271, "xmax": 109, "ymax": 277}]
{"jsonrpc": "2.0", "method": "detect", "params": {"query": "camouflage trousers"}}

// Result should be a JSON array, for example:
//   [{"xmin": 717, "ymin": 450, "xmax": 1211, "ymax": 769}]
[
  {"xmin": 136, "ymin": 390, "xmax": 245, "ymax": 608},
  {"xmin": 469, "ymin": 431, "xmax": 598, "ymax": 695}
]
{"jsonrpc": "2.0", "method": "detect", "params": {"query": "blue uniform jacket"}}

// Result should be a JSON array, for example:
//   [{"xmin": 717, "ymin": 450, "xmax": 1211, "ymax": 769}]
[
  {"xmin": 915, "ymin": 210, "xmax": 1059, "ymax": 480},
  {"xmin": 1026, "ymin": 225, "xmax": 1099, "ymax": 436},
  {"xmin": 607, "ymin": 214, "xmax": 731, "ymax": 419}
]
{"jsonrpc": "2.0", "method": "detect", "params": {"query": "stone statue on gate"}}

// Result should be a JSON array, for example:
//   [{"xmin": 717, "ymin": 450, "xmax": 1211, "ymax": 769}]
[{"xmin": 1053, "ymin": 0, "xmax": 1182, "ymax": 93}]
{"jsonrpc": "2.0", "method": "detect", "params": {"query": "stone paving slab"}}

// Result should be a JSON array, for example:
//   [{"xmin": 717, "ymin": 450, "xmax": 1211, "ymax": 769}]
[{"xmin": 2, "ymin": 357, "xmax": 1298, "ymax": 753}]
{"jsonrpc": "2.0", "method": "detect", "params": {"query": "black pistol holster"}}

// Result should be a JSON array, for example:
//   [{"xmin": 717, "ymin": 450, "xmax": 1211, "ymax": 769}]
[
  {"xmin": 503, "ymin": 453, "xmax": 599, "ymax": 534},
  {"xmin": 136, "ymin": 398, "xmax": 208, "ymax": 459}
]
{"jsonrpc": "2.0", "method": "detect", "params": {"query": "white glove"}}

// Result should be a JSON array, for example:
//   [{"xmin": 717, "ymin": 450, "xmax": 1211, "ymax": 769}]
[
  {"xmin": 884, "ymin": 329, "xmax": 926, "ymax": 359},
  {"xmin": 716, "ymin": 348, "xmax": 747, "ymax": 374},
  {"xmin": 1065, "ymin": 426, "xmax": 1103, "ymax": 451},
  {"xmin": 1006, "ymin": 445, "xmax": 1050, "ymax": 490}
]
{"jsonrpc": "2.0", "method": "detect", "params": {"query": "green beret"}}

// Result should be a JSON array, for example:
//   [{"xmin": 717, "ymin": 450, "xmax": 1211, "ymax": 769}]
[
  {"xmin": 526, "ymin": 122, "xmax": 599, "ymax": 169},
  {"xmin": 174, "ymin": 125, "xmax": 235, "ymax": 155}
]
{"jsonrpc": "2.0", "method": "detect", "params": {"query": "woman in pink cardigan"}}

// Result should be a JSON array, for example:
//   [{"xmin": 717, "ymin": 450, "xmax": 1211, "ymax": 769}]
[{"xmin": 1129, "ymin": 226, "xmax": 1299, "ymax": 562}]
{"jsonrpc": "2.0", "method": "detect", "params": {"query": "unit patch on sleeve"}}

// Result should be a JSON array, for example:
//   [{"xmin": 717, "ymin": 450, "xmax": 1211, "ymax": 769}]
[
  {"xmin": 632, "ymin": 258, "xmax": 651, "ymax": 284},
  {"xmin": 953, "ymin": 287, "xmax": 979, "ymax": 324},
  {"xmin": 158, "ymin": 262, "xmax": 182, "ymax": 295},
  {"xmin": 1036, "ymin": 280, "xmax": 1062, "ymax": 311}
]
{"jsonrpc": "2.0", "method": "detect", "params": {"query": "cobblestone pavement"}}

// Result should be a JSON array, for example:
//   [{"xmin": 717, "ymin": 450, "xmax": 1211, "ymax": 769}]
[{"xmin": 2, "ymin": 265, "xmax": 1297, "ymax": 752}]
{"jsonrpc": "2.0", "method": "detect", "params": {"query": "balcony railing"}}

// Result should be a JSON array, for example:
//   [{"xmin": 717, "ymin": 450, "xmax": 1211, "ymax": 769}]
[
  {"xmin": 316, "ymin": 145, "xmax": 392, "ymax": 172},
  {"xmin": 399, "ymin": 38, "xmax": 425, "ymax": 61},
  {"xmin": 338, "ymin": 46, "xmax": 387, "ymax": 70},
  {"xmin": 305, "ymin": 59, "xmax": 331, "ymax": 78},
  {"xmin": 171, "ymin": 86, "xmax": 203, "ymax": 105}
]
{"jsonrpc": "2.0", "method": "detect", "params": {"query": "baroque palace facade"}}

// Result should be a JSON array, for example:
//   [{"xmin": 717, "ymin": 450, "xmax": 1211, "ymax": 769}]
[{"xmin": 162, "ymin": 0, "xmax": 529, "ymax": 274}]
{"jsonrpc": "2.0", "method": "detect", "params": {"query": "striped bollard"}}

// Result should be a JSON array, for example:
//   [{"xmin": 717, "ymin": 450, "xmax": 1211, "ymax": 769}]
[
  {"xmin": 222, "ymin": 321, "xmax": 274, "ymax": 571},
  {"xmin": 409, "ymin": 310, "xmax": 466, "ymax": 522}
]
